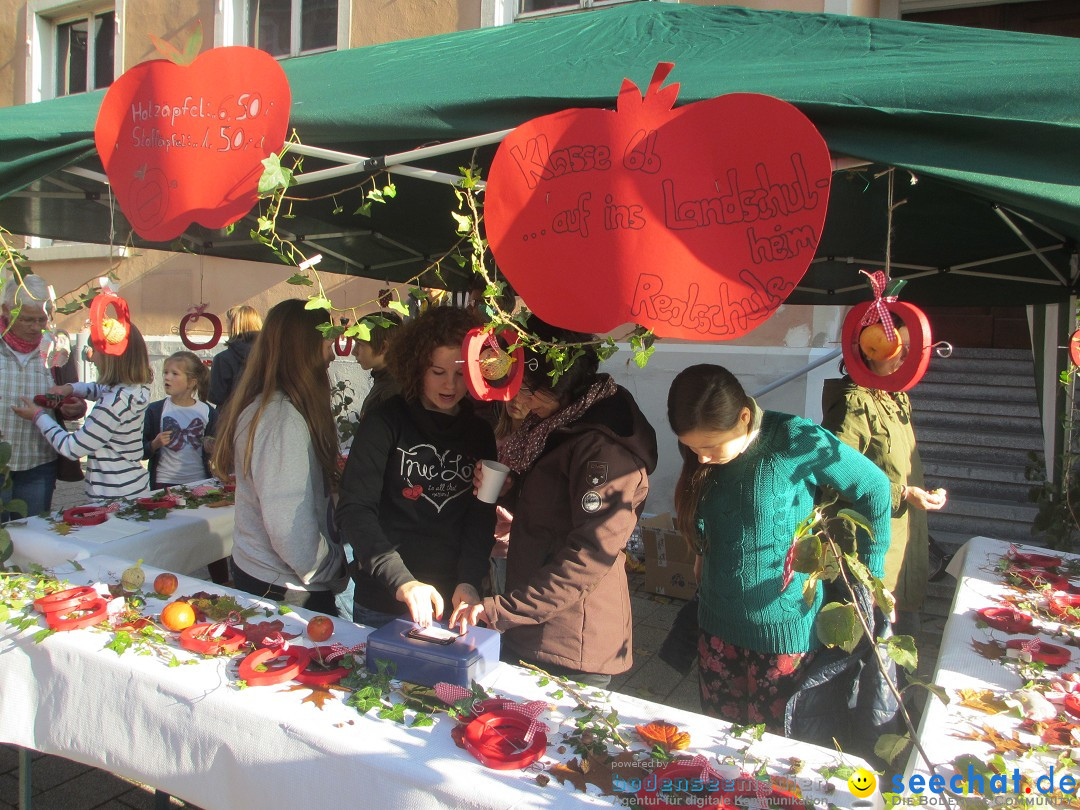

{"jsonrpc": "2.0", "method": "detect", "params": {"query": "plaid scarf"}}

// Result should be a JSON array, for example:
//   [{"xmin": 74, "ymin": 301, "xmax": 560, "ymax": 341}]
[{"xmin": 498, "ymin": 374, "xmax": 618, "ymax": 474}]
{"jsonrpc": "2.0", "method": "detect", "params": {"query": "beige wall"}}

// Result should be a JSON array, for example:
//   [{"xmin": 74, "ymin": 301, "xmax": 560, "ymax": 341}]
[
  {"xmin": 350, "ymin": 0, "xmax": 482, "ymax": 47},
  {"xmin": 121, "ymin": 1, "xmax": 213, "ymax": 68}
]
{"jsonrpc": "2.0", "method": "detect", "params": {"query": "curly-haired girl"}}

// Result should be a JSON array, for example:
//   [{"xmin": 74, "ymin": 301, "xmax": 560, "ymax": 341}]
[{"xmin": 337, "ymin": 305, "xmax": 496, "ymax": 628}]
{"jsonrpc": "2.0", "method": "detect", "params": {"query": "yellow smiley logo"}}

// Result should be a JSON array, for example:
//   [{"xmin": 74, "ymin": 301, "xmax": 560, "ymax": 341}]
[{"xmin": 848, "ymin": 769, "xmax": 877, "ymax": 798}]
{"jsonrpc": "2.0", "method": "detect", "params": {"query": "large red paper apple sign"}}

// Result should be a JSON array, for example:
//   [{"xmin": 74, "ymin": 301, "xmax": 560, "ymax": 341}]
[
  {"xmin": 485, "ymin": 63, "xmax": 832, "ymax": 340},
  {"xmin": 94, "ymin": 46, "xmax": 290, "ymax": 243}
]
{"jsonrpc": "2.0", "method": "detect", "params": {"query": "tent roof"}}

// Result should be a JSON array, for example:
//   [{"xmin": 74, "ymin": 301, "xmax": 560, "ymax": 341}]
[{"xmin": 1, "ymin": 3, "xmax": 1078, "ymax": 305}]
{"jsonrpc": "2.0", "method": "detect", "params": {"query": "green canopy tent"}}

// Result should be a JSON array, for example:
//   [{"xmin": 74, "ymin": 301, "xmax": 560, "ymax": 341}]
[{"xmin": 0, "ymin": 2, "xmax": 1077, "ymax": 307}]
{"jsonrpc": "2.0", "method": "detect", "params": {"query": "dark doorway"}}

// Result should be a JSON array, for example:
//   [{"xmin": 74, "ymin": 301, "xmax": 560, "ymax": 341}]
[{"xmin": 919, "ymin": 306, "xmax": 1031, "ymax": 350}]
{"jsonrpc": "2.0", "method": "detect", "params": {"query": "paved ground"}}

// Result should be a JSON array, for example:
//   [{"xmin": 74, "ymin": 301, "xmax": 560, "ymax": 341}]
[{"xmin": 0, "ymin": 479, "xmax": 952, "ymax": 808}]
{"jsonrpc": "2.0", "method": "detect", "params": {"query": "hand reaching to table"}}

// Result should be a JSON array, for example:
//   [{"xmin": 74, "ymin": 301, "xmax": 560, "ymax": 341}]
[
  {"xmin": 395, "ymin": 580, "xmax": 444, "ymax": 628},
  {"xmin": 448, "ymin": 583, "xmax": 488, "ymax": 633}
]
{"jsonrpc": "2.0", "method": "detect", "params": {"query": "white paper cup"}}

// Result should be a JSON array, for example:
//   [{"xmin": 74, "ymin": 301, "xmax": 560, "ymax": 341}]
[{"xmin": 476, "ymin": 460, "xmax": 510, "ymax": 504}]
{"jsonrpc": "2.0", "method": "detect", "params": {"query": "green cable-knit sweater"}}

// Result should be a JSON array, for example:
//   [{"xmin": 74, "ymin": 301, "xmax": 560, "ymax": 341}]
[{"xmin": 696, "ymin": 404, "xmax": 892, "ymax": 655}]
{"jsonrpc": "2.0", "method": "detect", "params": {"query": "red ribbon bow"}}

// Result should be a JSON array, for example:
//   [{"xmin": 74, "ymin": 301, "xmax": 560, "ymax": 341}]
[
  {"xmin": 326, "ymin": 642, "xmax": 366, "ymax": 662},
  {"xmin": 205, "ymin": 610, "xmax": 243, "ymax": 640},
  {"xmin": 858, "ymin": 270, "xmax": 898, "ymax": 342},
  {"xmin": 187, "ymin": 303, "xmax": 210, "ymax": 317}
]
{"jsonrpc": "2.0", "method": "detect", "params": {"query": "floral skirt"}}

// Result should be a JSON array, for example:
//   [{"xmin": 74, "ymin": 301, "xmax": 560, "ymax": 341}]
[{"xmin": 697, "ymin": 632, "xmax": 816, "ymax": 735}]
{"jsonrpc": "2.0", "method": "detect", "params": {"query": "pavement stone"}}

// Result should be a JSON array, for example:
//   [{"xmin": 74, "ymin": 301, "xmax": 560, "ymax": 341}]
[{"xmin": 17, "ymin": 768, "xmax": 130, "ymax": 810}]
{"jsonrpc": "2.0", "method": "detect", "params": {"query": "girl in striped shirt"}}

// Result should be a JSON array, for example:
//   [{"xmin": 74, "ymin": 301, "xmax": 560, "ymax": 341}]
[{"xmin": 14, "ymin": 324, "xmax": 152, "ymax": 499}]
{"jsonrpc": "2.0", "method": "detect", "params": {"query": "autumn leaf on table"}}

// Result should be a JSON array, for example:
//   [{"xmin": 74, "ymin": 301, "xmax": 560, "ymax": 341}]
[
  {"xmin": 283, "ymin": 682, "xmax": 351, "ymax": 710},
  {"xmin": 241, "ymin": 620, "xmax": 299, "ymax": 648},
  {"xmin": 635, "ymin": 721, "xmax": 691, "ymax": 752},
  {"xmin": 955, "ymin": 688, "xmax": 1011, "ymax": 715},
  {"xmin": 953, "ymin": 724, "xmax": 1026, "ymax": 755},
  {"xmin": 1020, "ymin": 718, "xmax": 1077, "ymax": 748},
  {"xmin": 970, "ymin": 638, "xmax": 1006, "ymax": 661},
  {"xmin": 550, "ymin": 753, "xmax": 623, "ymax": 795}
]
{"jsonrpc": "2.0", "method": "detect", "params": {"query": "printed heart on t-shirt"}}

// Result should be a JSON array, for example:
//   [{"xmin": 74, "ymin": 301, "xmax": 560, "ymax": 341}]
[{"xmin": 402, "ymin": 485, "xmax": 424, "ymax": 500}]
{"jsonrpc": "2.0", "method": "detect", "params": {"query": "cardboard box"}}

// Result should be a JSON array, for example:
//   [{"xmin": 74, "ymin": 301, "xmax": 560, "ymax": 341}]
[{"xmin": 639, "ymin": 513, "xmax": 698, "ymax": 600}]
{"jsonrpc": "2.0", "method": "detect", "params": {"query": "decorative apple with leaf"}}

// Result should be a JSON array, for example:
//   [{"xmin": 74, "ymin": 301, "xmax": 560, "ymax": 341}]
[
  {"xmin": 485, "ymin": 63, "xmax": 832, "ymax": 340},
  {"xmin": 94, "ymin": 44, "xmax": 290, "ymax": 243}
]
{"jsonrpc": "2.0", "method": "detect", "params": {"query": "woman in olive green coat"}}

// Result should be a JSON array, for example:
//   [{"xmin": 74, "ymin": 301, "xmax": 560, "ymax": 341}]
[{"xmin": 820, "ymin": 323, "xmax": 947, "ymax": 635}]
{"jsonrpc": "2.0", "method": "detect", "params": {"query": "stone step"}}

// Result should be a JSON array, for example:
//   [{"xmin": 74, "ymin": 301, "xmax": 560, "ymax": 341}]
[
  {"xmin": 921, "ymin": 460, "xmax": 1032, "ymax": 486},
  {"xmin": 918, "ymin": 440, "xmax": 1036, "ymax": 468},
  {"xmin": 914, "ymin": 381, "xmax": 1038, "ymax": 405},
  {"xmin": 917, "ymin": 426, "xmax": 1043, "ymax": 452},
  {"xmin": 927, "ymin": 510, "xmax": 1033, "ymax": 543},
  {"xmin": 930, "ymin": 530, "xmax": 979, "ymax": 557},
  {"xmin": 921, "ymin": 356, "xmax": 1033, "ymax": 377},
  {"xmin": 913, "ymin": 409, "xmax": 1042, "ymax": 435},
  {"xmin": 938, "ymin": 496, "xmax": 1037, "ymax": 522},
  {"xmin": 924, "ymin": 474, "xmax": 1033, "ymax": 504},
  {"xmin": 912, "ymin": 396, "xmax": 1039, "ymax": 418},
  {"xmin": 943, "ymin": 348, "xmax": 1034, "ymax": 362},
  {"xmin": 919, "ymin": 368, "xmax": 1033, "ymax": 388}
]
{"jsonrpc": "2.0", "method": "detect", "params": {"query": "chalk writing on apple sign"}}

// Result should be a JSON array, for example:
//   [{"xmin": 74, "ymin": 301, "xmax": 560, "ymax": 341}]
[{"xmin": 127, "ymin": 93, "xmax": 271, "ymax": 153}]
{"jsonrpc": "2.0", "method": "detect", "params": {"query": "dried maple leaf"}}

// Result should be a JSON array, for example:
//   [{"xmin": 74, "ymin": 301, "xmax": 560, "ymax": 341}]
[
  {"xmin": 282, "ymin": 682, "xmax": 350, "ymax": 710},
  {"xmin": 955, "ymin": 688, "xmax": 1010, "ymax": 715},
  {"xmin": 1022, "ymin": 718, "xmax": 1076, "ymax": 747},
  {"xmin": 550, "ymin": 758, "xmax": 589, "ymax": 793},
  {"xmin": 970, "ymin": 638, "xmax": 1006, "ymax": 661},
  {"xmin": 550, "ymin": 754, "xmax": 623, "ymax": 795},
  {"xmin": 241, "ymin": 620, "xmax": 298, "ymax": 648},
  {"xmin": 953, "ymin": 724, "xmax": 1026, "ymax": 755},
  {"xmin": 635, "ymin": 721, "xmax": 691, "ymax": 752}
]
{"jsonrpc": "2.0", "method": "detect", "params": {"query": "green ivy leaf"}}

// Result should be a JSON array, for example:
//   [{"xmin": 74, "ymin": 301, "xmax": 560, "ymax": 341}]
[
  {"xmin": 32, "ymin": 628, "xmax": 55, "ymax": 644},
  {"xmin": 105, "ymin": 631, "xmax": 134, "ymax": 656},
  {"xmin": 874, "ymin": 733, "xmax": 910, "ymax": 765},
  {"xmin": 0, "ymin": 527, "xmax": 11, "ymax": 565},
  {"xmin": 349, "ymin": 322, "xmax": 372, "ymax": 342},
  {"xmin": 905, "ymin": 674, "xmax": 949, "ymax": 705},
  {"xmin": 286, "ymin": 273, "xmax": 314, "ymax": 286},
  {"xmin": 257, "ymin": 154, "xmax": 295, "ymax": 195},
  {"xmin": 304, "ymin": 296, "xmax": 332, "ymax": 312},
  {"xmin": 884, "ymin": 635, "xmax": 918, "ymax": 673},
  {"xmin": 387, "ymin": 300, "xmax": 409, "ymax": 316},
  {"xmin": 382, "ymin": 184, "xmax": 397, "ymax": 199},
  {"xmin": 815, "ymin": 602, "xmax": 862, "ymax": 653},
  {"xmin": 410, "ymin": 712, "xmax": 434, "ymax": 728},
  {"xmin": 378, "ymin": 702, "xmax": 407, "ymax": 724},
  {"xmin": 451, "ymin": 212, "xmax": 471, "ymax": 234},
  {"xmin": 355, "ymin": 202, "xmax": 373, "ymax": 217},
  {"xmin": 5, "ymin": 499, "xmax": 27, "ymax": 518},
  {"xmin": 277, "ymin": 605, "xmax": 294, "ymax": 615}
]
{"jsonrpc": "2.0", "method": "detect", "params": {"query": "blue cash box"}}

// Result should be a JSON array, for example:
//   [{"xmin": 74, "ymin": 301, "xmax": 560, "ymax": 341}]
[{"xmin": 365, "ymin": 619, "xmax": 501, "ymax": 687}]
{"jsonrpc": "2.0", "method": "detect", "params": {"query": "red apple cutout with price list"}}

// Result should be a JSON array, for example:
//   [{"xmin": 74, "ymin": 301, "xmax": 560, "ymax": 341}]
[
  {"xmin": 94, "ymin": 46, "xmax": 290, "ymax": 242},
  {"xmin": 485, "ymin": 63, "xmax": 832, "ymax": 340}
]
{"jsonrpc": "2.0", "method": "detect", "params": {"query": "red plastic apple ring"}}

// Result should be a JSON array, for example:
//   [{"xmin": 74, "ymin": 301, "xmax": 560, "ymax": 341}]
[
  {"xmin": 334, "ymin": 334, "xmax": 353, "ymax": 357},
  {"xmin": 34, "ymin": 585, "xmax": 99, "ymax": 614},
  {"xmin": 1070, "ymin": 329, "xmax": 1080, "ymax": 367},
  {"xmin": 1010, "ymin": 568, "xmax": 1070, "ymax": 591},
  {"xmin": 179, "ymin": 311, "xmax": 223, "ymax": 351},
  {"xmin": 1048, "ymin": 593, "xmax": 1080, "ymax": 620},
  {"xmin": 179, "ymin": 623, "xmax": 247, "ymax": 655},
  {"xmin": 462, "ymin": 327, "xmax": 524, "ymax": 402},
  {"xmin": 237, "ymin": 646, "xmax": 311, "ymax": 686},
  {"xmin": 841, "ymin": 301, "xmax": 932, "ymax": 393},
  {"xmin": 45, "ymin": 598, "xmax": 109, "ymax": 631},
  {"xmin": 462, "ymin": 710, "xmax": 547, "ymax": 770},
  {"xmin": 136, "ymin": 496, "xmax": 179, "ymax": 510},
  {"xmin": 1005, "ymin": 638, "xmax": 1072, "ymax": 667},
  {"xmin": 295, "ymin": 646, "xmax": 350, "ymax": 686},
  {"xmin": 62, "ymin": 506, "xmax": 109, "ymax": 526},
  {"xmin": 89, "ymin": 291, "xmax": 130, "ymax": 356},
  {"xmin": 1008, "ymin": 549, "xmax": 1062, "ymax": 569},
  {"xmin": 1065, "ymin": 692, "xmax": 1080, "ymax": 720},
  {"xmin": 976, "ymin": 607, "xmax": 1033, "ymax": 634}
]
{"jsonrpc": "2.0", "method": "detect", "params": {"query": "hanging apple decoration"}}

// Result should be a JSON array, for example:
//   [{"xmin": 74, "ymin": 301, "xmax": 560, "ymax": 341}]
[
  {"xmin": 485, "ymin": 62, "xmax": 832, "ymax": 340},
  {"xmin": 94, "ymin": 46, "xmax": 290, "ymax": 242},
  {"xmin": 179, "ymin": 303, "xmax": 223, "ymax": 350},
  {"xmin": 89, "ymin": 290, "xmax": 131, "ymax": 356}
]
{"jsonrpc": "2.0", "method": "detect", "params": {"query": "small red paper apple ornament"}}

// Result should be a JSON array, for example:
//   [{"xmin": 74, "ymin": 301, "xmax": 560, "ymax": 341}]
[
  {"xmin": 94, "ymin": 46, "xmax": 290, "ymax": 242},
  {"xmin": 180, "ymin": 305, "xmax": 223, "ymax": 350},
  {"xmin": 486, "ymin": 62, "xmax": 831, "ymax": 340}
]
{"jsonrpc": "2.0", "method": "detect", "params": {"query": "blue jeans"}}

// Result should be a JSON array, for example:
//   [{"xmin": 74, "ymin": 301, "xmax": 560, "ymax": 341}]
[
  {"xmin": 3, "ymin": 462, "xmax": 57, "ymax": 521},
  {"xmin": 352, "ymin": 601, "xmax": 401, "ymax": 629}
]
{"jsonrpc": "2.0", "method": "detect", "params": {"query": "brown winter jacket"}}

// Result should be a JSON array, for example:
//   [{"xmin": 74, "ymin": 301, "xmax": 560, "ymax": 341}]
[{"xmin": 482, "ymin": 385, "xmax": 658, "ymax": 675}]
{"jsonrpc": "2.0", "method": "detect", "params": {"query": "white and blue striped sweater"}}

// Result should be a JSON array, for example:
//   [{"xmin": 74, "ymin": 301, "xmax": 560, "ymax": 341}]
[{"xmin": 34, "ymin": 381, "xmax": 151, "ymax": 499}]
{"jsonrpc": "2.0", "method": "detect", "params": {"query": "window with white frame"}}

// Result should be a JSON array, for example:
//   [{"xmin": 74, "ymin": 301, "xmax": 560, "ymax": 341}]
[
  {"xmin": 515, "ymin": 0, "xmax": 639, "ymax": 22},
  {"xmin": 27, "ymin": 2, "xmax": 117, "ymax": 101},
  {"xmin": 248, "ymin": 0, "xmax": 340, "ymax": 58}
]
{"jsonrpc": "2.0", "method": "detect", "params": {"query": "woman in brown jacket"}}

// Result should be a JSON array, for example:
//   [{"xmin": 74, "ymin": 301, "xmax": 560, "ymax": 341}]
[{"xmin": 452, "ymin": 320, "xmax": 658, "ymax": 687}]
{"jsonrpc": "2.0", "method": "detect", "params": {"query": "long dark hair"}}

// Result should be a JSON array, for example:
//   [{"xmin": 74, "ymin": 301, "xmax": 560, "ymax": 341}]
[
  {"xmin": 667, "ymin": 364, "xmax": 752, "ymax": 547},
  {"xmin": 521, "ymin": 316, "xmax": 599, "ymax": 407},
  {"xmin": 212, "ymin": 299, "xmax": 336, "ymax": 484}
]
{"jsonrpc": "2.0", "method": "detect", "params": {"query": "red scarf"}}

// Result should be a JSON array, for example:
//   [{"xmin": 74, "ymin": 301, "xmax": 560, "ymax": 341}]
[
  {"xmin": 0, "ymin": 316, "xmax": 43, "ymax": 354},
  {"xmin": 498, "ymin": 375, "xmax": 618, "ymax": 474}
]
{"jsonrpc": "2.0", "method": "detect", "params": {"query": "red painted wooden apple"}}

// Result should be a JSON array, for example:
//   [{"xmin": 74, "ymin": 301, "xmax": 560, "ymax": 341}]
[
  {"xmin": 94, "ymin": 46, "xmax": 290, "ymax": 242},
  {"xmin": 485, "ymin": 62, "xmax": 832, "ymax": 340}
]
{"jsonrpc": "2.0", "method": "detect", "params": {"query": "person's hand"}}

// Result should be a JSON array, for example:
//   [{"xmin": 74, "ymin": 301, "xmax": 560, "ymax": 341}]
[
  {"xmin": 472, "ymin": 463, "xmax": 513, "ymax": 500},
  {"xmin": 904, "ymin": 486, "xmax": 947, "ymax": 511},
  {"xmin": 48, "ymin": 384, "xmax": 74, "ymax": 398},
  {"xmin": 11, "ymin": 397, "xmax": 40, "ymax": 422},
  {"xmin": 448, "ymin": 583, "xmax": 488, "ymax": 633},
  {"xmin": 395, "ymin": 580, "xmax": 444, "ymax": 628},
  {"xmin": 151, "ymin": 431, "xmax": 173, "ymax": 451},
  {"xmin": 203, "ymin": 436, "xmax": 216, "ymax": 455},
  {"xmin": 58, "ymin": 397, "xmax": 86, "ymax": 420}
]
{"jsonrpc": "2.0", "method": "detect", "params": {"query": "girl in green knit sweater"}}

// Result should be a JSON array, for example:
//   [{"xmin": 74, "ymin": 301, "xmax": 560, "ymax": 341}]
[{"xmin": 668, "ymin": 364, "xmax": 892, "ymax": 733}]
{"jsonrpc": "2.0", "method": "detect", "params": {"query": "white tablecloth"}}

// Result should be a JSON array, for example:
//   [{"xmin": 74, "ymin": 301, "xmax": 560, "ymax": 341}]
[
  {"xmin": 905, "ymin": 536, "xmax": 1080, "ymax": 782},
  {"xmin": 0, "ymin": 556, "xmax": 880, "ymax": 810},
  {"xmin": 6, "ymin": 498, "xmax": 233, "ymax": 573}
]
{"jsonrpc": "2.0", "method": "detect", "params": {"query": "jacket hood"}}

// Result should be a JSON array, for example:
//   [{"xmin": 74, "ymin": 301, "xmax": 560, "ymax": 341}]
[
  {"xmin": 821, "ymin": 376, "xmax": 860, "ymax": 415},
  {"xmin": 561, "ymin": 385, "xmax": 659, "ymax": 474},
  {"xmin": 227, "ymin": 333, "xmax": 258, "ymax": 356}
]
